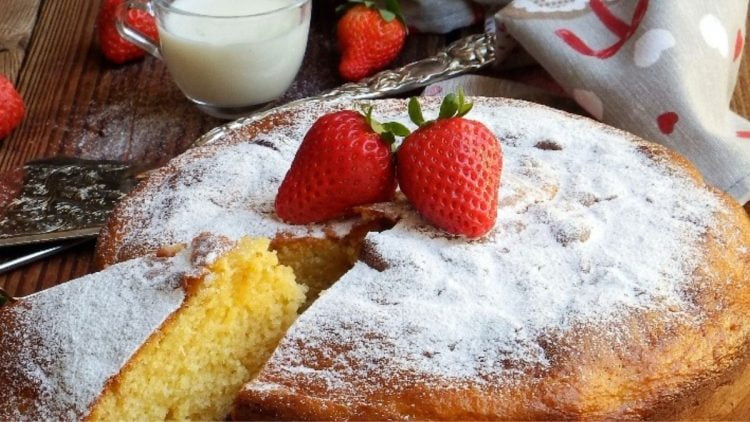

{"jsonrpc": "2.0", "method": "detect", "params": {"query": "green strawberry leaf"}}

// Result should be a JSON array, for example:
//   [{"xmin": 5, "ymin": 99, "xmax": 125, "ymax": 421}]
[
  {"xmin": 379, "ymin": 9, "xmax": 397, "ymax": 22},
  {"xmin": 362, "ymin": 105, "xmax": 384, "ymax": 133},
  {"xmin": 438, "ymin": 93, "xmax": 459, "ymax": 119},
  {"xmin": 361, "ymin": 104, "xmax": 372, "ymax": 121},
  {"xmin": 370, "ymin": 119, "xmax": 386, "ymax": 134},
  {"xmin": 338, "ymin": 0, "xmax": 375, "ymax": 15},
  {"xmin": 343, "ymin": 0, "xmax": 406, "ymax": 26},
  {"xmin": 456, "ymin": 87, "xmax": 474, "ymax": 117},
  {"xmin": 360, "ymin": 104, "xmax": 409, "ymax": 146},
  {"xmin": 458, "ymin": 101, "xmax": 474, "ymax": 117},
  {"xmin": 406, "ymin": 88, "xmax": 474, "ymax": 127},
  {"xmin": 385, "ymin": 0, "xmax": 407, "ymax": 26},
  {"xmin": 382, "ymin": 122, "xmax": 411, "ymax": 137},
  {"xmin": 380, "ymin": 131, "xmax": 396, "ymax": 147},
  {"xmin": 408, "ymin": 97, "xmax": 425, "ymax": 126},
  {"xmin": 405, "ymin": 88, "xmax": 474, "ymax": 129},
  {"xmin": 335, "ymin": 3, "xmax": 349, "ymax": 14}
]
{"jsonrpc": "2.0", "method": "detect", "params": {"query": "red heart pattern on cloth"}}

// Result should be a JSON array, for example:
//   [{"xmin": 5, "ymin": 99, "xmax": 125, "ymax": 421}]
[
  {"xmin": 735, "ymin": 30, "xmax": 744, "ymax": 62},
  {"xmin": 657, "ymin": 112, "xmax": 679, "ymax": 135},
  {"xmin": 555, "ymin": 0, "xmax": 649, "ymax": 59},
  {"xmin": 496, "ymin": 0, "xmax": 750, "ymax": 203}
]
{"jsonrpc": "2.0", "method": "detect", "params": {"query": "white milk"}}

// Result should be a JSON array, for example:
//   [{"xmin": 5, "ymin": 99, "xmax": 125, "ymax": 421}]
[{"xmin": 158, "ymin": 0, "xmax": 310, "ymax": 107}]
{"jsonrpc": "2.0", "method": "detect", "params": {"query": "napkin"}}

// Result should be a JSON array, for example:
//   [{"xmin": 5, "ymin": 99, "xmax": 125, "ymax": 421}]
[{"xmin": 405, "ymin": 0, "xmax": 750, "ymax": 204}]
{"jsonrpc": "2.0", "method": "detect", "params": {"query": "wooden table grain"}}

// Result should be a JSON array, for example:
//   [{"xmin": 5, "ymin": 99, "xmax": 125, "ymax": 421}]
[{"xmin": 0, "ymin": 1, "xmax": 748, "ymax": 297}]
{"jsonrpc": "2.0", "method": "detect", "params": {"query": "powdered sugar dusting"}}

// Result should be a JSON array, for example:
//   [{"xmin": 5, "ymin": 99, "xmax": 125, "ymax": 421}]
[
  {"xmin": 106, "ymin": 109, "xmax": 360, "ymax": 262},
  {"xmin": 242, "ymin": 98, "xmax": 724, "ymax": 394},
  {"xmin": 0, "ymin": 247, "xmax": 203, "ymax": 420},
  {"xmin": 101, "ymin": 97, "xmax": 725, "ymax": 396}
]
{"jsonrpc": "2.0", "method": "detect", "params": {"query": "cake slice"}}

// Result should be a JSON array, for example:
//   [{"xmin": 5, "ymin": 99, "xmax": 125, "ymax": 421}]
[{"xmin": 0, "ymin": 235, "xmax": 306, "ymax": 420}]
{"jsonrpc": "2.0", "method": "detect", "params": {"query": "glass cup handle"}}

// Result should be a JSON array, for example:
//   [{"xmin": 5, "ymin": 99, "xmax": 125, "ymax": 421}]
[{"xmin": 116, "ymin": 0, "xmax": 162, "ymax": 60}]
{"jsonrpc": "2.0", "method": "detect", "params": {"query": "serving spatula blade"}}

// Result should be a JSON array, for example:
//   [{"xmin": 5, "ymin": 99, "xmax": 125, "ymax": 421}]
[{"xmin": 0, "ymin": 157, "xmax": 150, "ymax": 248}]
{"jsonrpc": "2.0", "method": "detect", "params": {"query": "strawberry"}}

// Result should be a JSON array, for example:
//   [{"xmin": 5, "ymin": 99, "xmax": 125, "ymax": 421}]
[
  {"xmin": 275, "ymin": 107, "xmax": 409, "ymax": 224},
  {"xmin": 397, "ymin": 92, "xmax": 503, "ymax": 238},
  {"xmin": 337, "ymin": 0, "xmax": 407, "ymax": 81},
  {"xmin": 0, "ymin": 75, "xmax": 25, "ymax": 140},
  {"xmin": 97, "ymin": 0, "xmax": 158, "ymax": 64}
]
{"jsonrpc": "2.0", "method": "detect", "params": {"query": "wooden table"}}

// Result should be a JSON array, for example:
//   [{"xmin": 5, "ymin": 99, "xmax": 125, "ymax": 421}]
[{"xmin": 1, "ymin": 1, "xmax": 749, "ymax": 297}]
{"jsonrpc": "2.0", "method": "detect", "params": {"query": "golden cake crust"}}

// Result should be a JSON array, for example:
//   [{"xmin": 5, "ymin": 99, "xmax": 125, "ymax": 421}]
[{"xmin": 96, "ymin": 98, "xmax": 750, "ymax": 420}]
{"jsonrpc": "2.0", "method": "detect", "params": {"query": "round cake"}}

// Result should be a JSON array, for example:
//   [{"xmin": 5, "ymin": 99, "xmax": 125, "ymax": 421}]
[{"xmin": 97, "ymin": 97, "xmax": 750, "ymax": 419}]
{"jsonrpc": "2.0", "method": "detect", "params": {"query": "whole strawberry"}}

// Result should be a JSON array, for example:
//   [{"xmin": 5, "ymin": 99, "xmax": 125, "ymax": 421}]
[
  {"xmin": 397, "ymin": 92, "xmax": 503, "ymax": 238},
  {"xmin": 337, "ymin": 0, "xmax": 407, "ymax": 81},
  {"xmin": 0, "ymin": 75, "xmax": 25, "ymax": 140},
  {"xmin": 97, "ymin": 0, "xmax": 158, "ymax": 64},
  {"xmin": 275, "ymin": 107, "xmax": 409, "ymax": 224}
]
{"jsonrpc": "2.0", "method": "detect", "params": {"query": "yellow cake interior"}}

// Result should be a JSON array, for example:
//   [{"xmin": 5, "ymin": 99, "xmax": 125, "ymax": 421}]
[
  {"xmin": 87, "ymin": 237, "xmax": 307, "ymax": 421},
  {"xmin": 87, "ymin": 213, "xmax": 392, "ymax": 421},
  {"xmin": 271, "ymin": 222, "xmax": 378, "ymax": 307}
]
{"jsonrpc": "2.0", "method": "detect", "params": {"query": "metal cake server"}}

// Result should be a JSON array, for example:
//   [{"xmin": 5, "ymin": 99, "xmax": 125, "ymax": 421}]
[
  {"xmin": 0, "ymin": 157, "xmax": 150, "ymax": 249},
  {"xmin": 0, "ymin": 32, "xmax": 503, "ymax": 273}
]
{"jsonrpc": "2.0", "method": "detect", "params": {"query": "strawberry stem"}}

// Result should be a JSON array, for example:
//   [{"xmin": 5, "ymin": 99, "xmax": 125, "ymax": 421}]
[
  {"xmin": 361, "ymin": 105, "xmax": 411, "ymax": 150},
  {"xmin": 457, "ymin": 87, "xmax": 474, "ymax": 116},
  {"xmin": 438, "ymin": 93, "xmax": 459, "ymax": 119},
  {"xmin": 383, "ymin": 0, "xmax": 405, "ymax": 25},
  {"xmin": 338, "ymin": 0, "xmax": 407, "ymax": 26},
  {"xmin": 408, "ymin": 97, "xmax": 425, "ymax": 126},
  {"xmin": 408, "ymin": 87, "xmax": 474, "ymax": 127}
]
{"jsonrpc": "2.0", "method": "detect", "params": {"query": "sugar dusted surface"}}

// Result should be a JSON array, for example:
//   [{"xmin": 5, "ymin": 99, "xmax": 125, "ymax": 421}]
[
  {"xmin": 108, "ymin": 110, "xmax": 360, "ymax": 261},
  {"xmin": 0, "ymin": 248, "xmax": 198, "ymax": 420},
  {"xmin": 238, "ymin": 98, "xmax": 724, "ymax": 393},
  {"xmin": 104, "ymin": 97, "xmax": 725, "ymax": 396}
]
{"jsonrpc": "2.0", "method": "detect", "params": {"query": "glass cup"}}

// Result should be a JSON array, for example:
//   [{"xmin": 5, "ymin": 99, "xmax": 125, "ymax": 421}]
[{"xmin": 117, "ymin": 0, "xmax": 312, "ymax": 119}]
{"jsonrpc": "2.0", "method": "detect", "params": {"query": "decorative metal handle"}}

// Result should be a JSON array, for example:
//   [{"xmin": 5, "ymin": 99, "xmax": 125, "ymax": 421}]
[
  {"xmin": 194, "ymin": 32, "xmax": 506, "ymax": 146},
  {"xmin": 313, "ymin": 32, "xmax": 499, "ymax": 100},
  {"xmin": 116, "ymin": 0, "xmax": 162, "ymax": 60},
  {"xmin": 0, "ymin": 158, "xmax": 151, "ymax": 248}
]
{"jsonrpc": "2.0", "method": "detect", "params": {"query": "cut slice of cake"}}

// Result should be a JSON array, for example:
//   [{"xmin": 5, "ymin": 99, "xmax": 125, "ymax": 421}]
[{"xmin": 0, "ymin": 235, "xmax": 306, "ymax": 421}]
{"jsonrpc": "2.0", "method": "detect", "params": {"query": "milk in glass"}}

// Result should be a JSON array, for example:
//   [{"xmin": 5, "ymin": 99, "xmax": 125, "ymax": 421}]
[{"xmin": 158, "ymin": 0, "xmax": 310, "ymax": 107}]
